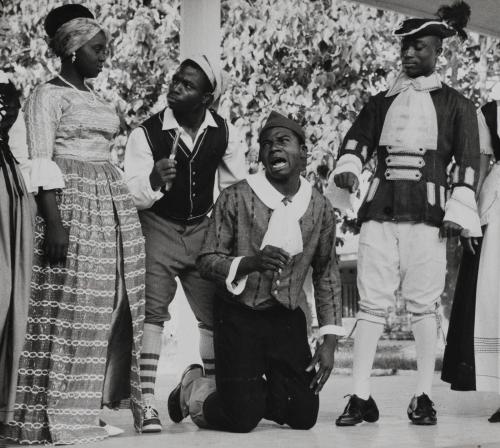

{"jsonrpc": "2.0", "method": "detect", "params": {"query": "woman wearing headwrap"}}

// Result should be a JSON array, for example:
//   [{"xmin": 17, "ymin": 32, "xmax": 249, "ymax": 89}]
[
  {"xmin": 0, "ymin": 4, "xmax": 146, "ymax": 444},
  {"xmin": 0, "ymin": 13, "xmax": 34, "ymax": 428}
]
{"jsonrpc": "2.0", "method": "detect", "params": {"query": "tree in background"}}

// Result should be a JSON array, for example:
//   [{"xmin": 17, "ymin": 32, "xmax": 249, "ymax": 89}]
[{"xmin": 3, "ymin": 0, "xmax": 500, "ymax": 318}]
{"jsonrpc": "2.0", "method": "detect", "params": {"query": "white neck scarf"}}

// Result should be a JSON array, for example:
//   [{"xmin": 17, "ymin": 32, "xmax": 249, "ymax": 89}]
[
  {"xmin": 380, "ymin": 72, "xmax": 441, "ymax": 150},
  {"xmin": 385, "ymin": 71, "xmax": 442, "ymax": 97},
  {"xmin": 246, "ymin": 170, "xmax": 312, "ymax": 256}
]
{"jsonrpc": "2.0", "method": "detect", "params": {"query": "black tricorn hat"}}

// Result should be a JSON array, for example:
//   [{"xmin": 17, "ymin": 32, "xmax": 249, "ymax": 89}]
[{"xmin": 394, "ymin": 1, "xmax": 471, "ymax": 41}]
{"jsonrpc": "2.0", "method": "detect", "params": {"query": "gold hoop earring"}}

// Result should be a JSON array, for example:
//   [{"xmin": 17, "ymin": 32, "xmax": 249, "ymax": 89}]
[{"xmin": 71, "ymin": 53, "xmax": 76, "ymax": 63}]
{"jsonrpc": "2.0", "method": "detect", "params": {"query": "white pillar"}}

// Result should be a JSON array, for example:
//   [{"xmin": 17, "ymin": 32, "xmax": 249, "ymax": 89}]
[{"xmin": 180, "ymin": 0, "xmax": 221, "ymax": 60}]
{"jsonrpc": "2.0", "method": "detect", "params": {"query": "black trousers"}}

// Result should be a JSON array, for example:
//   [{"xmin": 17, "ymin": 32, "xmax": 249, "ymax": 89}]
[{"xmin": 203, "ymin": 298, "xmax": 319, "ymax": 433}]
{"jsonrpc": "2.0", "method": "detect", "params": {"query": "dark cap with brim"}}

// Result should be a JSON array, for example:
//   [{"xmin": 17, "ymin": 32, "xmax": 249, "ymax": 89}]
[{"xmin": 259, "ymin": 111, "xmax": 305, "ymax": 143}]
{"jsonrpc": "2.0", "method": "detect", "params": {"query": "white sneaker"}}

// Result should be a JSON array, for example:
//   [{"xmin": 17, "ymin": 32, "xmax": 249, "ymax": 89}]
[
  {"xmin": 99, "ymin": 420, "xmax": 124, "ymax": 437},
  {"xmin": 141, "ymin": 406, "xmax": 162, "ymax": 433}
]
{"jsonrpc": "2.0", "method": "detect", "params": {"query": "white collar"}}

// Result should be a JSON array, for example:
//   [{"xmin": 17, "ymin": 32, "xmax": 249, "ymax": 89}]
[
  {"xmin": 246, "ymin": 170, "xmax": 311, "ymax": 213},
  {"xmin": 161, "ymin": 107, "xmax": 218, "ymax": 131},
  {"xmin": 386, "ymin": 71, "xmax": 442, "ymax": 97}
]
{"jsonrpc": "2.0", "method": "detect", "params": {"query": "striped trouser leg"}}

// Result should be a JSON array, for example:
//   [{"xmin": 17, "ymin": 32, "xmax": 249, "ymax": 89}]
[{"xmin": 140, "ymin": 323, "xmax": 163, "ymax": 406}]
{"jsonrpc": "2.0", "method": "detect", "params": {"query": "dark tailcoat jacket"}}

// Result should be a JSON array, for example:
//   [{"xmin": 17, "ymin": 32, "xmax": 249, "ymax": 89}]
[{"xmin": 338, "ymin": 83, "xmax": 480, "ymax": 228}]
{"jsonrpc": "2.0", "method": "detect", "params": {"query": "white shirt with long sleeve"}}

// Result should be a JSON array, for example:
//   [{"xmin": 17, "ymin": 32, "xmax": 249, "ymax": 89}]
[{"xmin": 124, "ymin": 107, "xmax": 248, "ymax": 210}]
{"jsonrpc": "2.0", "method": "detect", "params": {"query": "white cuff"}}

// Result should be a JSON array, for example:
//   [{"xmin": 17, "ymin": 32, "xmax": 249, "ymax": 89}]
[
  {"xmin": 444, "ymin": 186, "xmax": 482, "ymax": 237},
  {"xmin": 324, "ymin": 154, "xmax": 361, "ymax": 212},
  {"xmin": 29, "ymin": 158, "xmax": 65, "ymax": 193},
  {"xmin": 225, "ymin": 256, "xmax": 248, "ymax": 295},
  {"xmin": 319, "ymin": 324, "xmax": 347, "ymax": 337},
  {"xmin": 333, "ymin": 154, "xmax": 362, "ymax": 179},
  {"xmin": 325, "ymin": 174, "xmax": 355, "ymax": 212},
  {"xmin": 127, "ymin": 175, "xmax": 164, "ymax": 210}
]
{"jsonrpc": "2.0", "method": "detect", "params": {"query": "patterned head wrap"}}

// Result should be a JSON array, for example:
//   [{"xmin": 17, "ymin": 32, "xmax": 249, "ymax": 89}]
[{"xmin": 50, "ymin": 17, "xmax": 105, "ymax": 58}]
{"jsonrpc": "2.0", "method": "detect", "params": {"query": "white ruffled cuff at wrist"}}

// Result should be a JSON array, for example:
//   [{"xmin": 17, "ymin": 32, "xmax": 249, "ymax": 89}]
[
  {"xmin": 29, "ymin": 158, "xmax": 65, "ymax": 193},
  {"xmin": 333, "ymin": 154, "xmax": 362, "ymax": 179},
  {"xmin": 325, "ymin": 154, "xmax": 361, "ymax": 213},
  {"xmin": 225, "ymin": 256, "xmax": 248, "ymax": 295},
  {"xmin": 444, "ymin": 186, "xmax": 482, "ymax": 237}
]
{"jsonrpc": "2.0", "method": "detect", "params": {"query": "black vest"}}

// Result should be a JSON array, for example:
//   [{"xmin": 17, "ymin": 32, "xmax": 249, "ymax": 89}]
[
  {"xmin": 481, "ymin": 101, "xmax": 500, "ymax": 161},
  {"xmin": 140, "ymin": 108, "xmax": 229, "ymax": 223}
]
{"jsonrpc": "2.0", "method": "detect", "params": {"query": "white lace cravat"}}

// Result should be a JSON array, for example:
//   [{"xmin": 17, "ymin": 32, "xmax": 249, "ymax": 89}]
[{"xmin": 380, "ymin": 72, "xmax": 441, "ymax": 150}]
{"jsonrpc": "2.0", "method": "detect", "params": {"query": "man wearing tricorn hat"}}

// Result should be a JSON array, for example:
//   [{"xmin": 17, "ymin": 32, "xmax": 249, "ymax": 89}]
[
  {"xmin": 331, "ymin": 1, "xmax": 481, "ymax": 426},
  {"xmin": 166, "ymin": 111, "xmax": 345, "ymax": 432},
  {"xmin": 124, "ymin": 55, "xmax": 247, "ymax": 432}
]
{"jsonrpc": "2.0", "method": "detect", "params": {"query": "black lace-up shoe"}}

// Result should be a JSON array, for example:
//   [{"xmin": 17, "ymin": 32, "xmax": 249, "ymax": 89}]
[
  {"xmin": 407, "ymin": 393, "xmax": 437, "ymax": 425},
  {"xmin": 335, "ymin": 394, "xmax": 380, "ymax": 426}
]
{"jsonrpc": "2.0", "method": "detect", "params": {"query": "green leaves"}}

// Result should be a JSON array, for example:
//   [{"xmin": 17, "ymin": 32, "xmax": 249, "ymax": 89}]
[{"xmin": 2, "ymin": 0, "xmax": 499, "ymax": 183}]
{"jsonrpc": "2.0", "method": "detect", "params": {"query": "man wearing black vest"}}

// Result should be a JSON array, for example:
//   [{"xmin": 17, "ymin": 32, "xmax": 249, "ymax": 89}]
[{"xmin": 124, "ymin": 54, "xmax": 247, "ymax": 433}]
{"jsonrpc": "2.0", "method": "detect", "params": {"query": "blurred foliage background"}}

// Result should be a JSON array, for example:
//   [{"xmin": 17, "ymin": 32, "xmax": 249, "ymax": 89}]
[
  {"xmin": 2, "ymin": 0, "xmax": 500, "ymax": 319},
  {"xmin": 3, "ymin": 0, "xmax": 500, "ymax": 169}
]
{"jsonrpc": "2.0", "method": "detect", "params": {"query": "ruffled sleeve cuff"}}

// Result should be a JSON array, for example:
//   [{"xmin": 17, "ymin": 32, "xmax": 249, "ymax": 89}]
[
  {"xmin": 334, "ymin": 153, "xmax": 362, "ymax": 179},
  {"xmin": 225, "ymin": 256, "xmax": 248, "ymax": 295},
  {"xmin": 325, "ymin": 175, "xmax": 355, "ymax": 212},
  {"xmin": 324, "ymin": 154, "xmax": 362, "ymax": 212},
  {"xmin": 28, "ymin": 158, "xmax": 65, "ymax": 193},
  {"xmin": 444, "ymin": 186, "xmax": 482, "ymax": 237}
]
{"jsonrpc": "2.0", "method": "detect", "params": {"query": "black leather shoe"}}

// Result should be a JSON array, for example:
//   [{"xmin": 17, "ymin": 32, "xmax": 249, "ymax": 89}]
[
  {"xmin": 488, "ymin": 408, "xmax": 500, "ymax": 422},
  {"xmin": 407, "ymin": 393, "xmax": 437, "ymax": 425},
  {"xmin": 335, "ymin": 394, "xmax": 379, "ymax": 426},
  {"xmin": 168, "ymin": 364, "xmax": 204, "ymax": 423}
]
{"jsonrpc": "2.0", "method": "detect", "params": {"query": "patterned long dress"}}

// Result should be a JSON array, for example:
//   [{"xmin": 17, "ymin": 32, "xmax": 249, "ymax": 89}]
[{"xmin": 0, "ymin": 83, "xmax": 145, "ymax": 444}]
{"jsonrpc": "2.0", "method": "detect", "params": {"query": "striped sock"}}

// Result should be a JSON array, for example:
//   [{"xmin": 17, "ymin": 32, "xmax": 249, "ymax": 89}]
[
  {"xmin": 140, "ymin": 323, "xmax": 163, "ymax": 407},
  {"xmin": 199, "ymin": 327, "xmax": 215, "ymax": 378}
]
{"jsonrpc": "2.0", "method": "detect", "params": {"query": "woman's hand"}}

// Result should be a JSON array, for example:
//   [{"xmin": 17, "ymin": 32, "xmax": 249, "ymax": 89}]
[
  {"xmin": 44, "ymin": 221, "xmax": 69, "ymax": 264},
  {"xmin": 36, "ymin": 189, "xmax": 69, "ymax": 265}
]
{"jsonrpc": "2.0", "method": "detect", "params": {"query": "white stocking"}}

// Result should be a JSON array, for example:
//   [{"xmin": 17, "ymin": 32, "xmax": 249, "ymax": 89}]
[{"xmin": 352, "ymin": 320, "xmax": 384, "ymax": 400}]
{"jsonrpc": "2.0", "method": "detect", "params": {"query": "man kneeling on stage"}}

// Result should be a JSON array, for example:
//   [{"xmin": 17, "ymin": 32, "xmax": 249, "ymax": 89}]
[{"xmin": 166, "ymin": 111, "xmax": 345, "ymax": 432}]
